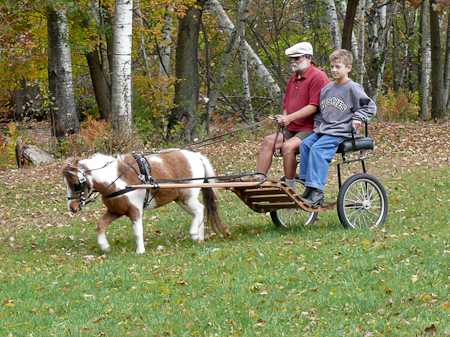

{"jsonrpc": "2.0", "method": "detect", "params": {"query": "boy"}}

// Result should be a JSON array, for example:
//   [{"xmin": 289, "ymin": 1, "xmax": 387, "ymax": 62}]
[{"xmin": 299, "ymin": 49, "xmax": 377, "ymax": 206}]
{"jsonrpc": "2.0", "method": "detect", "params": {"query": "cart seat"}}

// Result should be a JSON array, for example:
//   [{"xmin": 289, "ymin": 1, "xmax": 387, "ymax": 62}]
[{"xmin": 337, "ymin": 137, "xmax": 373, "ymax": 154}]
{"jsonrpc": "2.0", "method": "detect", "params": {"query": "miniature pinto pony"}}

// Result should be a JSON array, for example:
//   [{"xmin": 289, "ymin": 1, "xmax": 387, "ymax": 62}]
[{"xmin": 62, "ymin": 150, "xmax": 227, "ymax": 254}]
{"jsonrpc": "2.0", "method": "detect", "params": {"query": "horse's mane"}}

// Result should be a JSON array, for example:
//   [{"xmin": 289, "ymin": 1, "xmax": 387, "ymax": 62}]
[{"xmin": 91, "ymin": 153, "xmax": 116, "ymax": 161}]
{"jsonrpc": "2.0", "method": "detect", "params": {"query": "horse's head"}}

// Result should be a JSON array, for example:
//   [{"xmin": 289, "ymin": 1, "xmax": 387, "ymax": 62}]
[{"xmin": 62, "ymin": 159, "xmax": 91, "ymax": 213}]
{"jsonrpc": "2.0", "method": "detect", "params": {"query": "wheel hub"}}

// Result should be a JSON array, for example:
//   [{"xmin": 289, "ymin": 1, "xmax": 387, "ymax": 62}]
[{"xmin": 362, "ymin": 199, "xmax": 371, "ymax": 210}]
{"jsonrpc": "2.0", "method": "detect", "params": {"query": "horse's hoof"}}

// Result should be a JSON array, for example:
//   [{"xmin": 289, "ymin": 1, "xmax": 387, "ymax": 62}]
[
  {"xmin": 190, "ymin": 234, "xmax": 204, "ymax": 242},
  {"xmin": 101, "ymin": 245, "xmax": 111, "ymax": 253},
  {"xmin": 136, "ymin": 248, "xmax": 146, "ymax": 254}
]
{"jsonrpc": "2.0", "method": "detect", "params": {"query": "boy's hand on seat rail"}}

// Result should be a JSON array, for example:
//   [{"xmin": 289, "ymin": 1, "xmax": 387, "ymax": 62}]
[{"xmin": 352, "ymin": 120, "xmax": 362, "ymax": 134}]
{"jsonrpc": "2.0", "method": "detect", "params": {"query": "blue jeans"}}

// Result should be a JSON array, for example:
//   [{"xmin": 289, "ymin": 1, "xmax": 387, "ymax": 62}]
[{"xmin": 299, "ymin": 133, "xmax": 344, "ymax": 191}]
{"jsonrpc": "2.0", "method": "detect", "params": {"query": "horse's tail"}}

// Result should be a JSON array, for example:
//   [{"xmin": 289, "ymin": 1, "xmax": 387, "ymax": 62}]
[
  {"xmin": 198, "ymin": 154, "xmax": 229, "ymax": 237},
  {"xmin": 198, "ymin": 154, "xmax": 219, "ymax": 200}
]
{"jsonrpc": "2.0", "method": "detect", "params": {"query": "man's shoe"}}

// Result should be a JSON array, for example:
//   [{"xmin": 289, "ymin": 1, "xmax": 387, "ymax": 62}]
[
  {"xmin": 302, "ymin": 188, "xmax": 324, "ymax": 207},
  {"xmin": 300, "ymin": 187, "xmax": 312, "ymax": 200}
]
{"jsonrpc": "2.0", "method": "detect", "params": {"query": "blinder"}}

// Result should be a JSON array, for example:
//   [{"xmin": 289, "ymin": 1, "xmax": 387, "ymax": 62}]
[{"xmin": 65, "ymin": 166, "xmax": 92, "ymax": 209}]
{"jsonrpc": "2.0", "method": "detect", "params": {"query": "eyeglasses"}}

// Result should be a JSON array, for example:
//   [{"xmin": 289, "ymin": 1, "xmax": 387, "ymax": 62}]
[{"xmin": 290, "ymin": 56, "xmax": 305, "ymax": 61}]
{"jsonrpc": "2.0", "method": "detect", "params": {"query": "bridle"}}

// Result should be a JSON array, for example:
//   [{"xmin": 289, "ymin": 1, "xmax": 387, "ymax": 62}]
[{"xmin": 64, "ymin": 165, "xmax": 93, "ymax": 210}]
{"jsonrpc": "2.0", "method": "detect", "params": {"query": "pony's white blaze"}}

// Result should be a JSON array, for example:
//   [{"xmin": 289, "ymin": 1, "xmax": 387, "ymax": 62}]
[{"xmin": 62, "ymin": 150, "xmax": 226, "ymax": 254}]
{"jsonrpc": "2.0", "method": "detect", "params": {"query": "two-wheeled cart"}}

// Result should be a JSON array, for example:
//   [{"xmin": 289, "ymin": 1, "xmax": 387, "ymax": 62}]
[{"xmin": 129, "ymin": 126, "xmax": 388, "ymax": 229}]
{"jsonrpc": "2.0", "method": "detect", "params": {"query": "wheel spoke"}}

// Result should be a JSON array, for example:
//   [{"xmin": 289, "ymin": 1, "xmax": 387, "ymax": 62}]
[{"xmin": 338, "ymin": 174, "xmax": 388, "ymax": 229}]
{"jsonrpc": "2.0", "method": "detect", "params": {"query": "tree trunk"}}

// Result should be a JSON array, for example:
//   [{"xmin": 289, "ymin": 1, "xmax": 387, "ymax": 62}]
[
  {"xmin": 366, "ymin": 0, "xmax": 397, "ymax": 100},
  {"xmin": 444, "ymin": 12, "xmax": 450, "ymax": 111},
  {"xmin": 337, "ymin": 0, "xmax": 359, "ymax": 64},
  {"xmin": 207, "ymin": 0, "xmax": 281, "ymax": 99},
  {"xmin": 86, "ymin": 46, "xmax": 111, "ymax": 121},
  {"xmin": 101, "ymin": 2, "xmax": 115, "ymax": 76},
  {"xmin": 47, "ymin": 8, "xmax": 80, "ymax": 140},
  {"xmin": 341, "ymin": 0, "xmax": 358, "ymax": 51},
  {"xmin": 418, "ymin": 0, "xmax": 430, "ymax": 119},
  {"xmin": 208, "ymin": 0, "xmax": 253, "ymax": 113},
  {"xmin": 111, "ymin": 0, "xmax": 133, "ymax": 137},
  {"xmin": 159, "ymin": 6, "xmax": 173, "ymax": 78},
  {"xmin": 240, "ymin": 48, "xmax": 254, "ymax": 122},
  {"xmin": 167, "ymin": 0, "xmax": 207, "ymax": 142},
  {"xmin": 429, "ymin": 0, "xmax": 446, "ymax": 119},
  {"xmin": 327, "ymin": 0, "xmax": 341, "ymax": 50},
  {"xmin": 13, "ymin": 78, "xmax": 27, "ymax": 121},
  {"xmin": 357, "ymin": 0, "xmax": 366, "ymax": 84},
  {"xmin": 87, "ymin": 2, "xmax": 112, "ymax": 121}
]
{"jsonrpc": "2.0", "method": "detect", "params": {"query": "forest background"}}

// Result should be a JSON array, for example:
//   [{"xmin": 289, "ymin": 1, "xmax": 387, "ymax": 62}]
[{"xmin": 0, "ymin": 0, "xmax": 449, "ymax": 167}]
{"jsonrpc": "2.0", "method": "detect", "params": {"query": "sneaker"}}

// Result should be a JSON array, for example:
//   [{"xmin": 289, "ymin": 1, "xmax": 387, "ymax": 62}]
[
  {"xmin": 302, "ymin": 188, "xmax": 324, "ymax": 207},
  {"xmin": 300, "ymin": 187, "xmax": 312, "ymax": 200}
]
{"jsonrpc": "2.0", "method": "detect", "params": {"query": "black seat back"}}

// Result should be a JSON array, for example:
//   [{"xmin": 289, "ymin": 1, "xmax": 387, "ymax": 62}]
[{"xmin": 336, "ymin": 121, "xmax": 373, "ymax": 154}]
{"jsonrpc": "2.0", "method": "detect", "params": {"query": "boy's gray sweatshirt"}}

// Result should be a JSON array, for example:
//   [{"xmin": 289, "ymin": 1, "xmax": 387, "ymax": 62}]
[{"xmin": 314, "ymin": 79, "xmax": 376, "ymax": 138}]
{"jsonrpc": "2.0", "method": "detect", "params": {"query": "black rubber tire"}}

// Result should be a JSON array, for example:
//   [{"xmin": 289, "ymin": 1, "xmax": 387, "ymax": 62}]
[
  {"xmin": 270, "ymin": 177, "xmax": 318, "ymax": 228},
  {"xmin": 337, "ymin": 173, "xmax": 388, "ymax": 229},
  {"xmin": 271, "ymin": 207, "xmax": 318, "ymax": 228}
]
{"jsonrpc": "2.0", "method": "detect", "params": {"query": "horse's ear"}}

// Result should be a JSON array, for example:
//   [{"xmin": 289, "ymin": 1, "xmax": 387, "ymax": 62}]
[{"xmin": 62, "ymin": 157, "xmax": 80, "ymax": 173}]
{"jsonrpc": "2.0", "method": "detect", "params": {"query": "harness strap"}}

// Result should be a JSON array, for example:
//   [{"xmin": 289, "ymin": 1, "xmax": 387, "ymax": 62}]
[
  {"xmin": 132, "ymin": 152, "xmax": 154, "ymax": 208},
  {"xmin": 105, "ymin": 187, "xmax": 136, "ymax": 199}
]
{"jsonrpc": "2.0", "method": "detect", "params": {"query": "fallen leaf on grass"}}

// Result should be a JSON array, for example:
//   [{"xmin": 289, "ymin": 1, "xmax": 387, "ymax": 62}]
[
  {"xmin": 259, "ymin": 285, "xmax": 269, "ymax": 296},
  {"xmin": 424, "ymin": 324, "xmax": 436, "ymax": 334},
  {"xmin": 441, "ymin": 302, "xmax": 450, "ymax": 311}
]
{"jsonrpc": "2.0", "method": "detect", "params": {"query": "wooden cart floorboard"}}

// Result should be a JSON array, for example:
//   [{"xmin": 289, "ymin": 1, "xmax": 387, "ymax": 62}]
[{"xmin": 128, "ymin": 180, "xmax": 337, "ymax": 213}]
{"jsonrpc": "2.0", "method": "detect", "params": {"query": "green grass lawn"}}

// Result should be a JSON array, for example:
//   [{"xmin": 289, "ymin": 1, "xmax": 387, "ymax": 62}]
[{"xmin": 1, "ymin": 122, "xmax": 450, "ymax": 336}]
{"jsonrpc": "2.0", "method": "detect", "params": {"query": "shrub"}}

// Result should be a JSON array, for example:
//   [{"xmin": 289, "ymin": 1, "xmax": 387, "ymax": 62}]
[{"xmin": 376, "ymin": 89, "xmax": 420, "ymax": 122}]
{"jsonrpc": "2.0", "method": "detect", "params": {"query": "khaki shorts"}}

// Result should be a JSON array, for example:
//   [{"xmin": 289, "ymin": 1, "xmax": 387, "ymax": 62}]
[{"xmin": 284, "ymin": 129, "xmax": 313, "ymax": 141}]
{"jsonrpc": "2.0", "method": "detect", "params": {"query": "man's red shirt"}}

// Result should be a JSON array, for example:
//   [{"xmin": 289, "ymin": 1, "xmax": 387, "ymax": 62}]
[{"xmin": 282, "ymin": 65, "xmax": 330, "ymax": 132}]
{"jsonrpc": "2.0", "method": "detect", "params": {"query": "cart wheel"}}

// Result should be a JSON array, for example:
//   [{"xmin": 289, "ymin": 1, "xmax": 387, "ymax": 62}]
[
  {"xmin": 270, "ymin": 177, "xmax": 318, "ymax": 228},
  {"xmin": 337, "ymin": 173, "xmax": 388, "ymax": 229}
]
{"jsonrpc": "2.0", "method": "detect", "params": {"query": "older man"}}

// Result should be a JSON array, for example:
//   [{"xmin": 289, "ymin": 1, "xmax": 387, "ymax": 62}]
[{"xmin": 256, "ymin": 42, "xmax": 329, "ymax": 189}]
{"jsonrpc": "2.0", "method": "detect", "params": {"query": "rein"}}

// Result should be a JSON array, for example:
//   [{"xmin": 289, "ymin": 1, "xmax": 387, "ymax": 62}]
[
  {"xmin": 272, "ymin": 125, "xmax": 286, "ymax": 158},
  {"xmin": 181, "ymin": 118, "xmax": 274, "ymax": 150}
]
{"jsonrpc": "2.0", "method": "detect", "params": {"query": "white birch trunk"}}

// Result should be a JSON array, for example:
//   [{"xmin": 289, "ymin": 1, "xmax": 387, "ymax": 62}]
[
  {"xmin": 357, "ymin": 0, "xmax": 366, "ymax": 84},
  {"xmin": 240, "ymin": 47, "xmax": 254, "ymax": 122},
  {"xmin": 111, "ymin": 0, "xmax": 133, "ymax": 136},
  {"xmin": 420, "ymin": 0, "xmax": 431, "ymax": 118},
  {"xmin": 207, "ymin": 0, "xmax": 281, "ymax": 98},
  {"xmin": 208, "ymin": 0, "xmax": 253, "ymax": 111},
  {"xmin": 327, "ymin": 0, "xmax": 341, "ymax": 50},
  {"xmin": 159, "ymin": 7, "xmax": 173, "ymax": 78}
]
